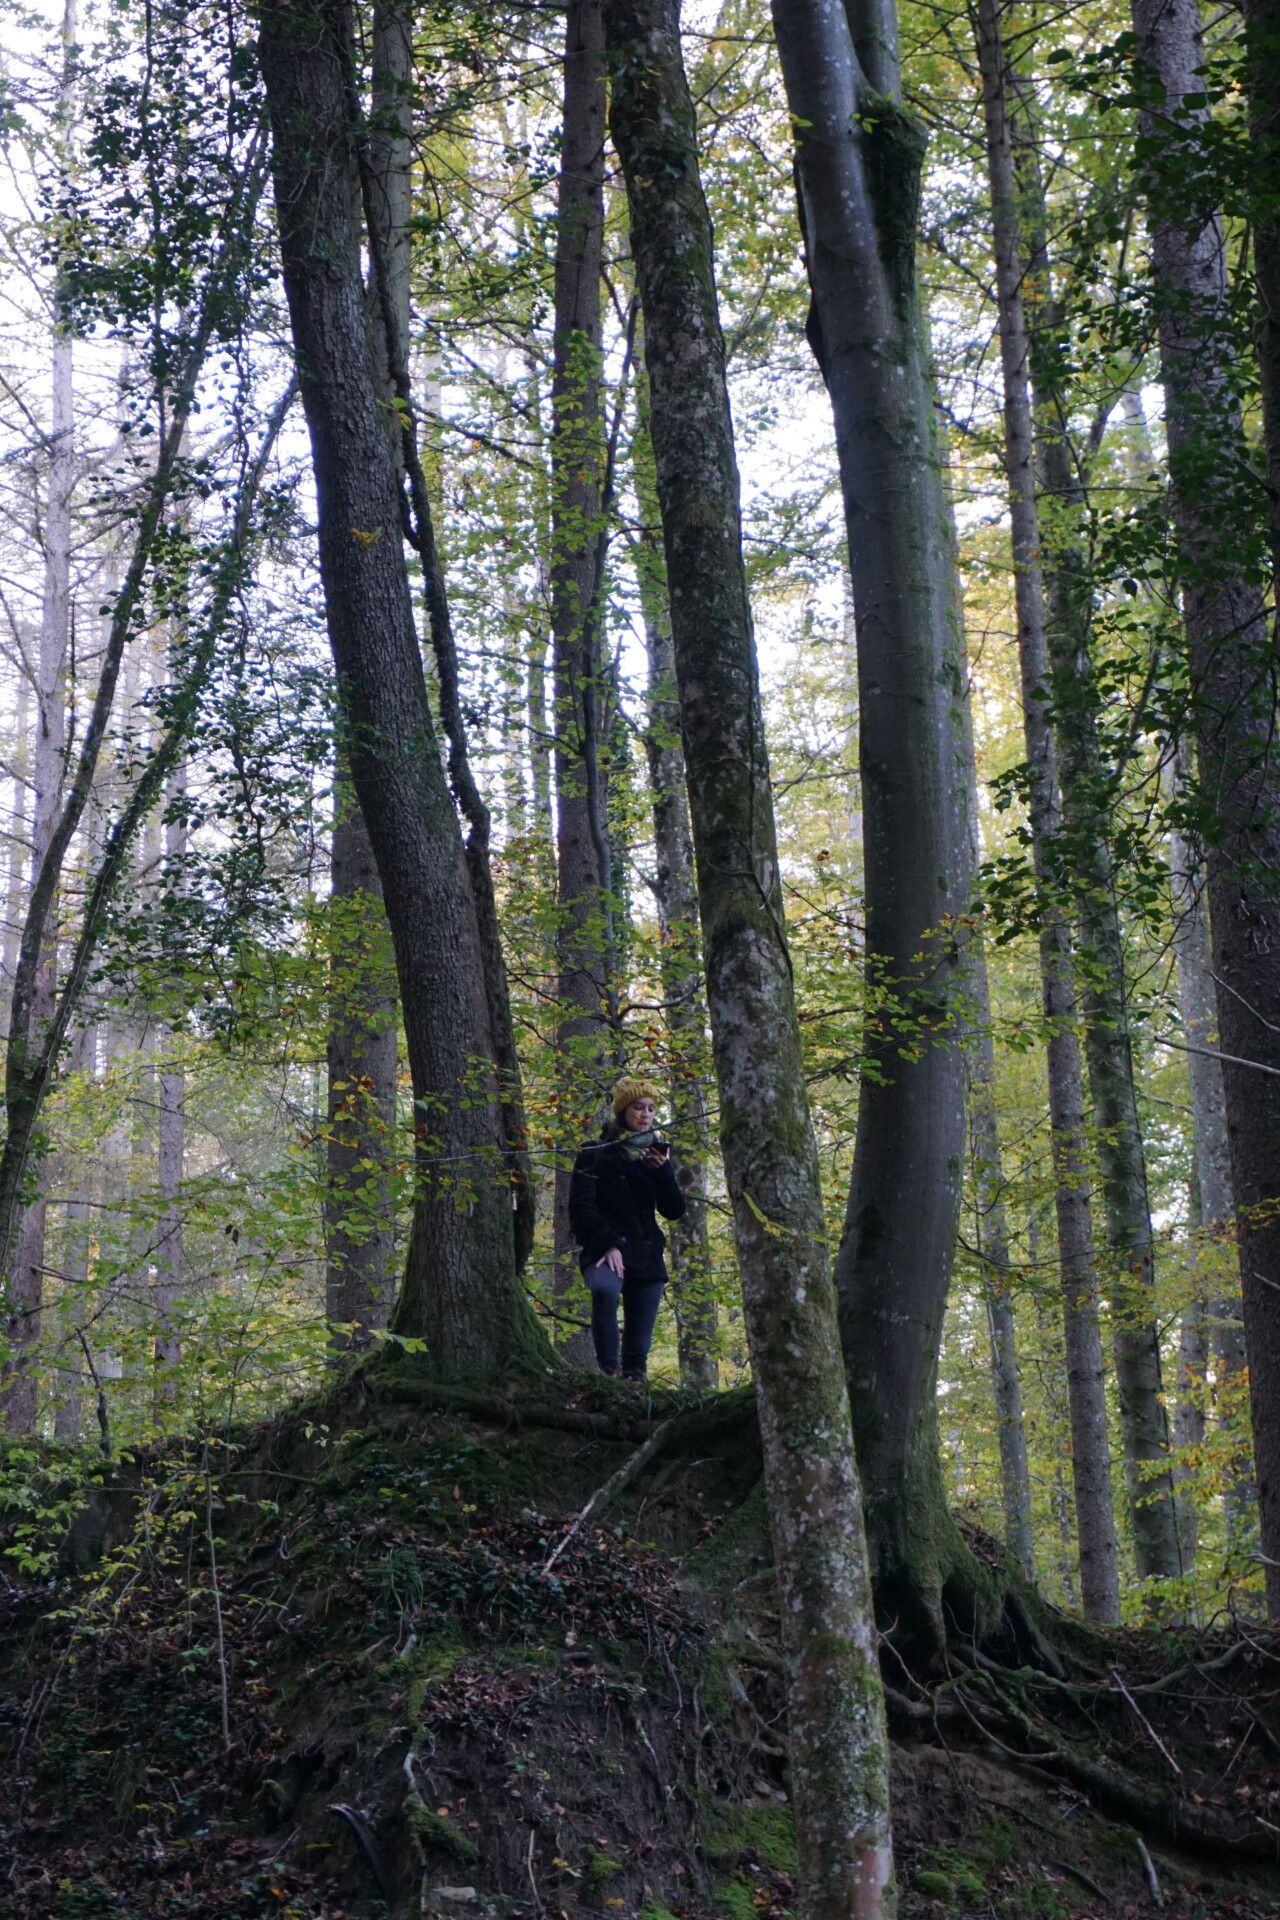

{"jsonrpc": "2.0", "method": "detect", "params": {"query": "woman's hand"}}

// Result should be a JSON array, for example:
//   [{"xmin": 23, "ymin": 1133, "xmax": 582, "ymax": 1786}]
[
  {"xmin": 641, "ymin": 1144, "xmax": 670, "ymax": 1167},
  {"xmin": 603, "ymin": 1246, "xmax": 625, "ymax": 1276}
]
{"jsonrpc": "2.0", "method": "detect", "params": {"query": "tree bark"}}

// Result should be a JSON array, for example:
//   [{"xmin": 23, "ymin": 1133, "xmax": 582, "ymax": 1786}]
[
  {"xmin": 550, "ymin": 0, "xmax": 612, "ymax": 1361},
  {"xmin": 983, "ymin": 2, "xmax": 1180, "ymax": 1585},
  {"xmin": 961, "ymin": 731, "xmax": 1034, "ymax": 1579},
  {"xmin": 1133, "ymin": 0, "xmax": 1280, "ymax": 1619},
  {"xmin": 634, "ymin": 392, "xmax": 717, "ymax": 1391},
  {"xmin": 1246, "ymin": 0, "xmax": 1280, "ymax": 584},
  {"xmin": 325, "ymin": 775, "xmax": 398, "ymax": 1350},
  {"xmin": 1166, "ymin": 753, "xmax": 1253, "ymax": 1549},
  {"xmin": 971, "ymin": 0, "xmax": 1122, "ymax": 1618},
  {"xmin": 153, "ymin": 758, "xmax": 186, "ymax": 1393},
  {"xmin": 771, "ymin": 0, "xmax": 991, "ymax": 1639},
  {"xmin": 605, "ymin": 2, "xmax": 895, "ymax": 1912},
  {"xmin": 324, "ymin": 0, "xmax": 404, "ymax": 1354},
  {"xmin": 257, "ymin": 0, "xmax": 548, "ymax": 1376},
  {"xmin": 3, "ymin": 69, "xmax": 75, "ymax": 1426}
]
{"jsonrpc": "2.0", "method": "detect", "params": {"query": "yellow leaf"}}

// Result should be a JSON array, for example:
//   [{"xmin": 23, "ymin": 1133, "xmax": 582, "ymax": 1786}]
[{"xmin": 349, "ymin": 527, "xmax": 382, "ymax": 547}]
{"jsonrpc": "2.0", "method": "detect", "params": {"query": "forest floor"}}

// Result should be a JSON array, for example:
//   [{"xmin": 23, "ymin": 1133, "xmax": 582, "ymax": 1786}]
[{"xmin": 1, "ymin": 1355, "xmax": 1278, "ymax": 1920}]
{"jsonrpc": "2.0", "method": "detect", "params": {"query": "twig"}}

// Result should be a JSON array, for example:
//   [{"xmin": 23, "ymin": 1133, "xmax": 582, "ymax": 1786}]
[
  {"xmin": 526, "ymin": 1826, "xmax": 541, "ymax": 1914},
  {"xmin": 75, "ymin": 1327, "xmax": 111, "ymax": 1457},
  {"xmin": 329, "ymin": 1803, "xmax": 395, "ymax": 1900},
  {"xmin": 1111, "ymin": 1668, "xmax": 1182, "ymax": 1776},
  {"xmin": 1047, "ymin": 1858, "xmax": 1111, "ymax": 1906},
  {"xmin": 542, "ymin": 1418, "xmax": 676, "ymax": 1573},
  {"xmin": 1134, "ymin": 1835, "xmax": 1163, "ymax": 1906}
]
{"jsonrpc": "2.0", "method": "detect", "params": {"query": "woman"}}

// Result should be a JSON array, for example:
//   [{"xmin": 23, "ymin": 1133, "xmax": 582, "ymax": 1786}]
[{"xmin": 568, "ymin": 1075, "xmax": 686, "ymax": 1380}]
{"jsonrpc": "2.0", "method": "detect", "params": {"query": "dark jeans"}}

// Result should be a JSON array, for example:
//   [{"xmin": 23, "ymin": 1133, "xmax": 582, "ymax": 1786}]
[{"xmin": 584, "ymin": 1261, "xmax": 664, "ymax": 1379}]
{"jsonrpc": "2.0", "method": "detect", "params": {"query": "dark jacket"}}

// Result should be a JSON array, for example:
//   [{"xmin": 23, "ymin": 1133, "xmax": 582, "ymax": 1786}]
[{"xmin": 568, "ymin": 1135, "xmax": 687, "ymax": 1283}]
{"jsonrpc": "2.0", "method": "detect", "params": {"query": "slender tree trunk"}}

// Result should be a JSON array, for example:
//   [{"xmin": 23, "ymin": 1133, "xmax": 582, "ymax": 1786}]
[
  {"xmin": 963, "ymin": 872, "xmax": 1034, "ymax": 1578},
  {"xmin": 1246, "ymin": 0, "xmax": 1280, "ymax": 582},
  {"xmin": 3, "ymin": 165, "xmax": 76, "ymax": 1430},
  {"xmin": 52, "ymin": 1020, "xmax": 94, "ymax": 1443},
  {"xmin": 3, "ymin": 680, "xmax": 30, "ymax": 1005},
  {"xmin": 1167, "ymin": 753, "xmax": 1254, "ymax": 1548},
  {"xmin": 550, "ymin": 0, "xmax": 611, "ymax": 1358},
  {"xmin": 1134, "ymin": 0, "xmax": 1280, "ymax": 1618},
  {"xmin": 153, "ymin": 765, "xmax": 186, "ymax": 1393},
  {"xmin": 258, "ymin": 0, "xmax": 548, "ymax": 1376},
  {"xmin": 972, "ymin": 0, "xmax": 1121, "ymax": 1618},
  {"xmin": 634, "ymin": 395, "xmax": 717, "ymax": 1390},
  {"xmin": 982, "ymin": 0, "xmax": 1180, "ymax": 1584},
  {"xmin": 605, "ymin": 3, "xmax": 895, "ymax": 1912}
]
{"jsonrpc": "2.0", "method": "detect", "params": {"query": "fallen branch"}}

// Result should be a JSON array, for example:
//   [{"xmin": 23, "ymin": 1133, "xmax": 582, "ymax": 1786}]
[{"xmin": 543, "ymin": 1418, "xmax": 676, "ymax": 1573}]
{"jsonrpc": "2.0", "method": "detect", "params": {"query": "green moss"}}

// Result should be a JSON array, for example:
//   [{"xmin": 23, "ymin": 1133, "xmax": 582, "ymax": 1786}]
[
  {"xmin": 714, "ymin": 1879, "xmax": 758, "ymax": 1920},
  {"xmin": 914, "ymin": 1868, "xmax": 955, "ymax": 1901},
  {"xmin": 687, "ymin": 1480, "xmax": 769, "ymax": 1591},
  {"xmin": 381, "ymin": 1634, "xmax": 468, "ymax": 1720},
  {"xmin": 587, "ymin": 1851, "xmax": 623, "ymax": 1888},
  {"xmin": 405, "ymin": 1793, "xmax": 479, "ymax": 1864},
  {"xmin": 704, "ymin": 1801, "xmax": 796, "ymax": 1875},
  {"xmin": 641, "ymin": 1905, "xmax": 681, "ymax": 1920}
]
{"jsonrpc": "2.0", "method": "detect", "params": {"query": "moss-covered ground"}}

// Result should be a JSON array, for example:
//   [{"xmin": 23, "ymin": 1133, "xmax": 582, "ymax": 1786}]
[{"xmin": 0, "ymin": 1360, "xmax": 1277, "ymax": 1919}]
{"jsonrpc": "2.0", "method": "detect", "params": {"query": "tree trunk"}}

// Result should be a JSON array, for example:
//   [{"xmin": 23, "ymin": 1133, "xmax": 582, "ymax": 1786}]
[
  {"xmin": 257, "ymin": 0, "xmax": 547, "ymax": 1377},
  {"xmin": 325, "ymin": 774, "xmax": 399, "ymax": 1350},
  {"xmin": 605, "ymin": 3, "xmax": 895, "ymax": 1912},
  {"xmin": 1167, "ymin": 754, "xmax": 1254, "ymax": 1549},
  {"xmin": 972, "ymin": 0, "xmax": 1121, "ymax": 1619},
  {"xmin": 3, "ymin": 143, "xmax": 76, "ymax": 1429},
  {"xmin": 634, "ymin": 392, "xmax": 717, "ymax": 1391},
  {"xmin": 550, "ymin": 0, "xmax": 612, "ymax": 1360},
  {"xmin": 990, "ymin": 7, "xmax": 1181, "ymax": 1585},
  {"xmin": 1246, "ymin": 0, "xmax": 1280, "ymax": 583},
  {"xmin": 153, "ymin": 764, "xmax": 186, "ymax": 1393},
  {"xmin": 324, "ymin": 0, "xmax": 404, "ymax": 1354},
  {"xmin": 1134, "ymin": 0, "xmax": 1280, "ymax": 1619},
  {"xmin": 772, "ymin": 0, "xmax": 991, "ymax": 1641}
]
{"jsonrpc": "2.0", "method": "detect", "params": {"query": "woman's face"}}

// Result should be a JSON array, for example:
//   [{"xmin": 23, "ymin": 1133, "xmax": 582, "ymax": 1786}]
[{"xmin": 623, "ymin": 1096, "xmax": 656, "ymax": 1132}]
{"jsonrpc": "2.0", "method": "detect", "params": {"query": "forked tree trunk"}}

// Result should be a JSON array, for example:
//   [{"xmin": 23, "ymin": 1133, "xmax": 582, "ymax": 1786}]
[
  {"xmin": 972, "ymin": 0, "xmax": 1122, "ymax": 1618},
  {"xmin": 1134, "ymin": 0, "xmax": 1280, "ymax": 1619},
  {"xmin": 550, "ymin": 0, "xmax": 611, "ymax": 1360},
  {"xmin": 772, "ymin": 0, "xmax": 1002, "ymax": 1641},
  {"xmin": 258, "ymin": 0, "xmax": 548, "ymax": 1377},
  {"xmin": 605, "ymin": 1, "xmax": 894, "ymax": 1912}
]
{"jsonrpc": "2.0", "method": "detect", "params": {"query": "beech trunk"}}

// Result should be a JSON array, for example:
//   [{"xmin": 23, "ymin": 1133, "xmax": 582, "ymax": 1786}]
[
  {"xmin": 973, "ymin": 0, "xmax": 1122, "ymax": 1617},
  {"xmin": 1134, "ymin": 0, "xmax": 1280, "ymax": 1618},
  {"xmin": 605, "ymin": 0, "xmax": 894, "ymax": 1910},
  {"xmin": 258, "ymin": 0, "xmax": 547, "ymax": 1377}
]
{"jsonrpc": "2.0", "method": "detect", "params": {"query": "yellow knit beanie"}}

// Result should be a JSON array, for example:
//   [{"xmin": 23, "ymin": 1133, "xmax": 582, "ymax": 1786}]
[{"xmin": 611, "ymin": 1075, "xmax": 660, "ymax": 1120}]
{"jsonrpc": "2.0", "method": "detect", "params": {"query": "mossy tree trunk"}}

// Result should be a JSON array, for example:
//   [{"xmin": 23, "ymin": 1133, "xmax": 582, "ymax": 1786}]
[
  {"xmin": 604, "ymin": 1, "xmax": 894, "ymax": 1912},
  {"xmin": 1134, "ymin": 0, "xmax": 1280, "ymax": 1621},
  {"xmin": 550, "ymin": 0, "xmax": 612, "ymax": 1361},
  {"xmin": 633, "ymin": 387, "xmax": 717, "ymax": 1391},
  {"xmin": 258, "ymin": 0, "xmax": 549, "ymax": 1378}
]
